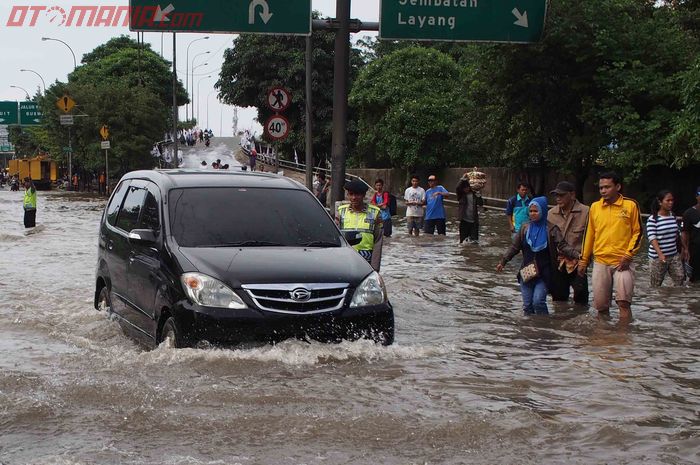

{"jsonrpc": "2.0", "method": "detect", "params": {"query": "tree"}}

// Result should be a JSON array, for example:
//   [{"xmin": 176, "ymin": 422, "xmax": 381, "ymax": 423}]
[
  {"xmin": 451, "ymin": 0, "xmax": 699, "ymax": 187},
  {"xmin": 349, "ymin": 46, "xmax": 464, "ymax": 171},
  {"xmin": 36, "ymin": 36, "xmax": 185, "ymax": 174},
  {"xmin": 216, "ymin": 13, "xmax": 364, "ymax": 163}
]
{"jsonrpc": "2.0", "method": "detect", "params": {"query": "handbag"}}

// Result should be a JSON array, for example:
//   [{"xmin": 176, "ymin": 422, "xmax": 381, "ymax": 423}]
[{"xmin": 519, "ymin": 261, "xmax": 540, "ymax": 283}]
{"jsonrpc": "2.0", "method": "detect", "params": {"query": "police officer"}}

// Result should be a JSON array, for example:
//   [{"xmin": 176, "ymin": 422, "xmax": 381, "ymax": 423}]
[
  {"xmin": 23, "ymin": 177, "xmax": 37, "ymax": 228},
  {"xmin": 336, "ymin": 179, "xmax": 384, "ymax": 271}
]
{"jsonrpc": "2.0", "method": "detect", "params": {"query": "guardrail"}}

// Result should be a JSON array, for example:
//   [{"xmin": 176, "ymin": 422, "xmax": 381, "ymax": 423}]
[{"xmin": 240, "ymin": 142, "xmax": 372, "ymax": 191}]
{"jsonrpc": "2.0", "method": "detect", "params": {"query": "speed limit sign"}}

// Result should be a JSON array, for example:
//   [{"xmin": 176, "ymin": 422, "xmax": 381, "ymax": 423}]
[{"xmin": 265, "ymin": 114, "xmax": 290, "ymax": 141}]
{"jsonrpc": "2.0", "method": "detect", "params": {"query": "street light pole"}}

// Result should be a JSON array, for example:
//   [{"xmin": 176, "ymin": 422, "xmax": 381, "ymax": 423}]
[
  {"xmin": 206, "ymin": 90, "xmax": 217, "ymax": 129},
  {"xmin": 185, "ymin": 36, "xmax": 209, "ymax": 121},
  {"xmin": 191, "ymin": 51, "xmax": 210, "ymax": 121},
  {"xmin": 20, "ymin": 69, "xmax": 46, "ymax": 95},
  {"xmin": 41, "ymin": 37, "xmax": 77, "ymax": 70},
  {"xmin": 192, "ymin": 63, "xmax": 208, "ymax": 124},
  {"xmin": 10, "ymin": 85, "xmax": 31, "ymax": 100},
  {"xmin": 197, "ymin": 76, "xmax": 212, "ymax": 124}
]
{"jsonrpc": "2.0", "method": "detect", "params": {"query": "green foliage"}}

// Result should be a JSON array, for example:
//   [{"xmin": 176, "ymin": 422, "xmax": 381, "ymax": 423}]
[
  {"xmin": 216, "ymin": 13, "xmax": 364, "ymax": 162},
  {"xmin": 34, "ymin": 36, "xmax": 184, "ymax": 174},
  {"xmin": 445, "ymin": 0, "xmax": 699, "ymax": 181},
  {"xmin": 349, "ymin": 47, "xmax": 463, "ymax": 170}
]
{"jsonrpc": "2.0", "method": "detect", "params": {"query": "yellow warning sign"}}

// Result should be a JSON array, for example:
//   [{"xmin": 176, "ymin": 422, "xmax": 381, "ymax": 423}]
[{"xmin": 56, "ymin": 95, "xmax": 76, "ymax": 113}]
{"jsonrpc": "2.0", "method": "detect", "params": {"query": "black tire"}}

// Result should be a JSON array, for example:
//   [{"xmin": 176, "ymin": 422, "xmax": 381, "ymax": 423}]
[
  {"xmin": 160, "ymin": 317, "xmax": 187, "ymax": 348},
  {"xmin": 97, "ymin": 286, "xmax": 112, "ymax": 314}
]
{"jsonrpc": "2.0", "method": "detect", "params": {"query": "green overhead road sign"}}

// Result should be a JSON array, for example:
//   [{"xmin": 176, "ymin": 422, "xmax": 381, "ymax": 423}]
[
  {"xmin": 0, "ymin": 101, "xmax": 19, "ymax": 125},
  {"xmin": 20, "ymin": 102, "xmax": 42, "ymax": 126},
  {"xmin": 129, "ymin": 0, "xmax": 311, "ymax": 35},
  {"xmin": 380, "ymin": 0, "xmax": 548, "ymax": 43}
]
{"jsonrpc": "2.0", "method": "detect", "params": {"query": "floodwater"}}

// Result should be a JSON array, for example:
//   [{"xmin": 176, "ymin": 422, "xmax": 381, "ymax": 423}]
[{"xmin": 0, "ymin": 169, "xmax": 698, "ymax": 464}]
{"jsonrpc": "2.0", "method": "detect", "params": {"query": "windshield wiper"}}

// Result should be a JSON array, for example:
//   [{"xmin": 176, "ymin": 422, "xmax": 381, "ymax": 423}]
[
  {"xmin": 300, "ymin": 240, "xmax": 341, "ymax": 247},
  {"xmin": 200, "ymin": 240, "xmax": 283, "ymax": 247}
]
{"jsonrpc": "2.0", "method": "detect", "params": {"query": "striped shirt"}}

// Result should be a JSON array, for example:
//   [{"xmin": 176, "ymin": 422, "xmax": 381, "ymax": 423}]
[{"xmin": 646, "ymin": 214, "xmax": 680, "ymax": 259}]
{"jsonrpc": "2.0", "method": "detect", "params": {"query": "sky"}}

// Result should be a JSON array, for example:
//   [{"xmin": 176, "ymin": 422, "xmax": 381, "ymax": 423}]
[{"xmin": 0, "ymin": 0, "xmax": 379, "ymax": 137}]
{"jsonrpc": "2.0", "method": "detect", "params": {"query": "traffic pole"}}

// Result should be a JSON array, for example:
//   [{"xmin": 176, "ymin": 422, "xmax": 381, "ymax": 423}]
[
  {"xmin": 330, "ymin": 0, "xmax": 351, "ymax": 208},
  {"xmin": 67, "ymin": 126, "xmax": 72, "ymax": 191},
  {"xmin": 305, "ymin": 34, "xmax": 314, "ymax": 191},
  {"xmin": 105, "ymin": 148, "xmax": 109, "ymax": 196}
]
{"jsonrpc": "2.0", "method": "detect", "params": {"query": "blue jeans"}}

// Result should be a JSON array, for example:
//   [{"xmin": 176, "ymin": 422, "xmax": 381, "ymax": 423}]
[{"xmin": 520, "ymin": 278, "xmax": 549, "ymax": 315}]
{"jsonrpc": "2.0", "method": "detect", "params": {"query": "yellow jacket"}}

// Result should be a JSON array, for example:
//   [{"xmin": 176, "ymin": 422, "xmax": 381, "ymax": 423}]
[{"xmin": 580, "ymin": 195, "xmax": 643, "ymax": 267}]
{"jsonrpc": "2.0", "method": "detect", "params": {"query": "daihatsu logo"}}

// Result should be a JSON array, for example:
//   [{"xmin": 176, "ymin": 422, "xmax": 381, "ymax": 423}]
[{"xmin": 290, "ymin": 288, "xmax": 311, "ymax": 302}]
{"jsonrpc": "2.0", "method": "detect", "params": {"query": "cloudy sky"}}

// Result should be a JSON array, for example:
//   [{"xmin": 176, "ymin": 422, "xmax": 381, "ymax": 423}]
[{"xmin": 0, "ymin": 0, "xmax": 379, "ymax": 136}]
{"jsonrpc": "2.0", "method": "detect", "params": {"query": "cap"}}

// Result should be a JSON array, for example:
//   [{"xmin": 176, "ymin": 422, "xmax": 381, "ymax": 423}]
[
  {"xmin": 344, "ymin": 179, "xmax": 369, "ymax": 194},
  {"xmin": 428, "ymin": 175, "xmax": 437, "ymax": 181},
  {"xmin": 550, "ymin": 181, "xmax": 575, "ymax": 195}
]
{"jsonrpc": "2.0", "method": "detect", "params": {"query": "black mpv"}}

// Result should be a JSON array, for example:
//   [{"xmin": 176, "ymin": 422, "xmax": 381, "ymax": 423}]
[{"xmin": 94, "ymin": 170, "xmax": 394, "ymax": 348}]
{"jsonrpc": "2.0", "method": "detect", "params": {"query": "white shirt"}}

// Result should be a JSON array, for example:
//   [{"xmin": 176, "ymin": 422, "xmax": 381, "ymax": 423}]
[{"xmin": 404, "ymin": 186, "xmax": 426, "ymax": 217}]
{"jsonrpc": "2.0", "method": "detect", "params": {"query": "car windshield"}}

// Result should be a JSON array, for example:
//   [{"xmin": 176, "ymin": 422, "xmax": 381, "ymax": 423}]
[{"xmin": 168, "ymin": 187, "xmax": 342, "ymax": 248}]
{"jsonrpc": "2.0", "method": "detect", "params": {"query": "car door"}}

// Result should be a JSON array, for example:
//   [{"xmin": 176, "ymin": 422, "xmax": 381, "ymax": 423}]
[
  {"xmin": 126, "ymin": 180, "xmax": 163, "ymax": 340},
  {"xmin": 100, "ymin": 180, "xmax": 131, "ymax": 317},
  {"xmin": 111, "ymin": 182, "xmax": 148, "ymax": 339}
]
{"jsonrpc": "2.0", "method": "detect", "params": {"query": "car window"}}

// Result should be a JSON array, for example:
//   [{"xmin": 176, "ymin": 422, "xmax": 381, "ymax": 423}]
[
  {"xmin": 105, "ymin": 180, "xmax": 129, "ymax": 226},
  {"xmin": 139, "ymin": 185, "xmax": 160, "ymax": 232},
  {"xmin": 116, "ymin": 185, "xmax": 147, "ymax": 233},
  {"xmin": 169, "ymin": 187, "xmax": 342, "ymax": 247}
]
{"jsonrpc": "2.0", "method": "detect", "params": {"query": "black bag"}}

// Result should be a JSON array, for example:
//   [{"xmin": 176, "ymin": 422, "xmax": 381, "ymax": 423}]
[{"xmin": 388, "ymin": 193, "xmax": 397, "ymax": 216}]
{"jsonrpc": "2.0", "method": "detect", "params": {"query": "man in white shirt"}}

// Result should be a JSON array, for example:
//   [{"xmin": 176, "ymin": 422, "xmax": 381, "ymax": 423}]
[{"xmin": 404, "ymin": 175, "xmax": 426, "ymax": 236}]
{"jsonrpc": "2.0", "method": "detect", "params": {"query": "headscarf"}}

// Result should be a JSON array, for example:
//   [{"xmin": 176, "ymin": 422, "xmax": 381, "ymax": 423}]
[{"xmin": 525, "ymin": 196, "xmax": 549, "ymax": 253}]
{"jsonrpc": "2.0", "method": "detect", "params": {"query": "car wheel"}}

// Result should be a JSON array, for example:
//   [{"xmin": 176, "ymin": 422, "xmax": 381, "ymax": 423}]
[
  {"xmin": 97, "ymin": 286, "xmax": 112, "ymax": 314},
  {"xmin": 161, "ymin": 317, "xmax": 188, "ymax": 348}
]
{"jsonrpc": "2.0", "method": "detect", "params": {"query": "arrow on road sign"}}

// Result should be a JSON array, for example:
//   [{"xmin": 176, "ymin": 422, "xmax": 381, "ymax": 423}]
[
  {"xmin": 249, "ymin": 0, "xmax": 273, "ymax": 25},
  {"xmin": 512, "ymin": 8, "xmax": 529, "ymax": 28},
  {"xmin": 155, "ymin": 3, "xmax": 175, "ymax": 22}
]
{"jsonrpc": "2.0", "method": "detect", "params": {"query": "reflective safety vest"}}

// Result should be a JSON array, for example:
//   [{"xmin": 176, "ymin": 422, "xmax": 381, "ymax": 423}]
[
  {"xmin": 338, "ymin": 203, "xmax": 381, "ymax": 256},
  {"xmin": 23, "ymin": 188, "xmax": 37, "ymax": 210}
]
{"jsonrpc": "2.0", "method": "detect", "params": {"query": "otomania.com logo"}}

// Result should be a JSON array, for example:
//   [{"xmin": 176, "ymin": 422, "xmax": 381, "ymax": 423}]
[{"xmin": 5, "ymin": 5, "xmax": 203, "ymax": 28}]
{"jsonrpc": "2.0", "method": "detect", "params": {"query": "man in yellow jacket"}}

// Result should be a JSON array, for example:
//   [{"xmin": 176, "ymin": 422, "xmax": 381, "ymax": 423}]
[
  {"xmin": 336, "ymin": 179, "xmax": 383, "ymax": 271},
  {"xmin": 578, "ymin": 172, "xmax": 643, "ymax": 323}
]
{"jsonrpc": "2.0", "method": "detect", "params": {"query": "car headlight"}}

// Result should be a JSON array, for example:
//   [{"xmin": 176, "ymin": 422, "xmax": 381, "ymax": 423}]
[
  {"xmin": 350, "ymin": 271, "xmax": 387, "ymax": 308},
  {"xmin": 180, "ymin": 272, "xmax": 247, "ymax": 309}
]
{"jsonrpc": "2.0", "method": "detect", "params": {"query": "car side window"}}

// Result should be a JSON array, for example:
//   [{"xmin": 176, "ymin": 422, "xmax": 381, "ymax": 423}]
[
  {"xmin": 106, "ymin": 180, "xmax": 129, "ymax": 226},
  {"xmin": 115, "ymin": 185, "xmax": 147, "ymax": 233},
  {"xmin": 139, "ymin": 185, "xmax": 160, "ymax": 232}
]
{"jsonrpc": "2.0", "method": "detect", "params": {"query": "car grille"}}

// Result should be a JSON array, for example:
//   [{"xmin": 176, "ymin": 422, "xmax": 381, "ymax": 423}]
[{"xmin": 241, "ymin": 283, "xmax": 349, "ymax": 315}]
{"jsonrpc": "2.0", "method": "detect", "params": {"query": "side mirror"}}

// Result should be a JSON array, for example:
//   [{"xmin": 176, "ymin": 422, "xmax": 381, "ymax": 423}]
[
  {"xmin": 343, "ymin": 231, "xmax": 363, "ymax": 246},
  {"xmin": 128, "ymin": 229, "xmax": 157, "ymax": 244}
]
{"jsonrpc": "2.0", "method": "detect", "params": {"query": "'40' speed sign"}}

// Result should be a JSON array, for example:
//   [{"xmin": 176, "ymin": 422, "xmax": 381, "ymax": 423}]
[{"xmin": 265, "ymin": 114, "xmax": 290, "ymax": 141}]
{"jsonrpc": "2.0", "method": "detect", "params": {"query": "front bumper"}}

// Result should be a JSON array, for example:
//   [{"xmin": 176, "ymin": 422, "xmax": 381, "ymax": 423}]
[{"xmin": 172, "ymin": 300, "xmax": 394, "ymax": 345}]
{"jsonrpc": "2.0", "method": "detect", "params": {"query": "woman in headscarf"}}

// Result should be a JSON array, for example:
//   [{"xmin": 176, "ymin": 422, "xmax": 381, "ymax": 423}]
[{"xmin": 496, "ymin": 197, "xmax": 552, "ymax": 315}]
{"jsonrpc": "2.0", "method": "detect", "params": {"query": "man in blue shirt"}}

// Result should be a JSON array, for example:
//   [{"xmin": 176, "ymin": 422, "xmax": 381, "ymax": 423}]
[
  {"xmin": 424, "ymin": 175, "xmax": 450, "ymax": 235},
  {"xmin": 505, "ymin": 182, "xmax": 531, "ymax": 240}
]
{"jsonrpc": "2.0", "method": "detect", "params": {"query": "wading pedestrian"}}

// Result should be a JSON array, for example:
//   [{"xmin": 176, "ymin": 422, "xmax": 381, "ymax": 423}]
[
  {"xmin": 424, "ymin": 175, "xmax": 449, "ymax": 235},
  {"xmin": 404, "ymin": 175, "xmax": 425, "ymax": 237},
  {"xmin": 370, "ymin": 179, "xmax": 392, "ymax": 237},
  {"xmin": 646, "ymin": 190, "xmax": 685, "ymax": 287},
  {"xmin": 578, "ymin": 172, "xmax": 643, "ymax": 324},
  {"xmin": 457, "ymin": 178, "xmax": 483, "ymax": 244},
  {"xmin": 547, "ymin": 181, "xmax": 590, "ymax": 304},
  {"xmin": 505, "ymin": 182, "xmax": 531, "ymax": 240},
  {"xmin": 496, "ymin": 197, "xmax": 552, "ymax": 315},
  {"xmin": 23, "ymin": 177, "xmax": 37, "ymax": 228}
]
